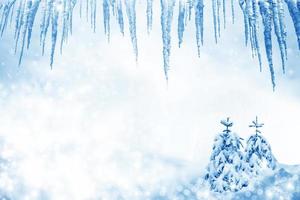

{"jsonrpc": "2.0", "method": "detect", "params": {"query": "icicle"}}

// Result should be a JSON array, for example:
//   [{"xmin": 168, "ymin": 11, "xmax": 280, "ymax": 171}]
[
  {"xmin": 239, "ymin": 0, "xmax": 249, "ymax": 46},
  {"xmin": 69, "ymin": 0, "xmax": 76, "ymax": 35},
  {"xmin": 110, "ymin": 0, "xmax": 116, "ymax": 15},
  {"xmin": 271, "ymin": 0, "xmax": 287, "ymax": 73},
  {"xmin": 50, "ymin": 5, "xmax": 59, "ymax": 68},
  {"xmin": 231, "ymin": 0, "xmax": 235, "ymax": 24},
  {"xmin": 86, "ymin": 0, "xmax": 89, "ymax": 21},
  {"xmin": 103, "ymin": 0, "xmax": 110, "ymax": 39},
  {"xmin": 27, "ymin": 0, "xmax": 41, "ymax": 49},
  {"xmin": 9, "ymin": 1, "xmax": 15, "ymax": 26},
  {"xmin": 60, "ymin": 0, "xmax": 69, "ymax": 53},
  {"xmin": 90, "ymin": 0, "xmax": 97, "ymax": 32},
  {"xmin": 14, "ymin": 0, "xmax": 24, "ymax": 54},
  {"xmin": 217, "ymin": 0, "xmax": 221, "ymax": 37},
  {"xmin": 18, "ymin": 0, "xmax": 31, "ymax": 66},
  {"xmin": 259, "ymin": 0, "xmax": 276, "ymax": 90},
  {"xmin": 40, "ymin": 0, "xmax": 47, "ymax": 44},
  {"xmin": 116, "ymin": 0, "xmax": 124, "ymax": 35},
  {"xmin": 187, "ymin": 0, "xmax": 193, "ymax": 21},
  {"xmin": 212, "ymin": 0, "xmax": 219, "ymax": 43},
  {"xmin": 79, "ymin": 0, "xmax": 82, "ymax": 17},
  {"xmin": 252, "ymin": 0, "xmax": 263, "ymax": 72},
  {"xmin": 147, "ymin": 0, "xmax": 153, "ymax": 34},
  {"xmin": 14, "ymin": 1, "xmax": 23, "ymax": 40},
  {"xmin": 160, "ymin": 0, "xmax": 175, "ymax": 81},
  {"xmin": 178, "ymin": 0, "xmax": 185, "ymax": 47},
  {"xmin": 285, "ymin": 0, "xmax": 300, "ymax": 50},
  {"xmin": 195, "ymin": 0, "xmax": 204, "ymax": 57},
  {"xmin": 222, "ymin": 0, "xmax": 226, "ymax": 29},
  {"xmin": 125, "ymin": 0, "xmax": 138, "ymax": 61},
  {"xmin": 277, "ymin": 0, "xmax": 287, "ymax": 58},
  {"xmin": 40, "ymin": 0, "xmax": 53, "ymax": 56}
]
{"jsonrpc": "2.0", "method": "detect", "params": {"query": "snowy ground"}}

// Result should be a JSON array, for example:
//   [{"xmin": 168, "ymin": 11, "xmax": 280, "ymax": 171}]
[{"xmin": 0, "ymin": 1, "xmax": 300, "ymax": 199}]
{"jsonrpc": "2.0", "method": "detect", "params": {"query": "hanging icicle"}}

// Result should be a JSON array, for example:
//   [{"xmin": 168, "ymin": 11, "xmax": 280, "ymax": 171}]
[
  {"xmin": 116, "ymin": 0, "xmax": 124, "ymax": 35},
  {"xmin": 125, "ymin": 0, "xmax": 138, "ymax": 61},
  {"xmin": 271, "ymin": 0, "xmax": 287, "ymax": 73},
  {"xmin": 50, "ymin": 2, "xmax": 59, "ymax": 68},
  {"xmin": 178, "ymin": 0, "xmax": 185, "ymax": 47},
  {"xmin": 259, "ymin": 0, "xmax": 275, "ymax": 90},
  {"xmin": 160, "ymin": 0, "xmax": 175, "ymax": 81},
  {"xmin": 103, "ymin": 0, "xmax": 110, "ymax": 39},
  {"xmin": 195, "ymin": 0, "xmax": 204, "ymax": 57},
  {"xmin": 285, "ymin": 0, "xmax": 300, "ymax": 50},
  {"xmin": 231, "ymin": 0, "xmax": 235, "ymax": 24},
  {"xmin": 146, "ymin": 0, "xmax": 153, "ymax": 34}
]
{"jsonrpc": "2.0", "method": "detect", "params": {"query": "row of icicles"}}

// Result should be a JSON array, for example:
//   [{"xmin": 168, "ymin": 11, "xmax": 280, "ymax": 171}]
[{"xmin": 0, "ymin": 0, "xmax": 300, "ymax": 89}]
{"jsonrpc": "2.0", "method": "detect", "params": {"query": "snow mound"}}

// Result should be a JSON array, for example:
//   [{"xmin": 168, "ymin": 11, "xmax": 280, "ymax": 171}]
[{"xmin": 149, "ymin": 164, "xmax": 300, "ymax": 200}]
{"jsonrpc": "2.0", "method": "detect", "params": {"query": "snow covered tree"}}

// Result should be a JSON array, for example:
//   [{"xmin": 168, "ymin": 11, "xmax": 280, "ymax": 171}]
[
  {"xmin": 244, "ymin": 117, "xmax": 277, "ymax": 175},
  {"xmin": 205, "ymin": 117, "xmax": 248, "ymax": 193}
]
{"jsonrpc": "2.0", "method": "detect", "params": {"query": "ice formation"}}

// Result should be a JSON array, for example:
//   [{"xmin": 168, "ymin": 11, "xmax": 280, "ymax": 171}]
[{"xmin": 0, "ymin": 0, "xmax": 300, "ymax": 88}]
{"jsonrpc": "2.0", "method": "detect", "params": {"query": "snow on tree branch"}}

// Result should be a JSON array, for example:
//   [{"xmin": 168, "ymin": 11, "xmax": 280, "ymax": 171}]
[{"xmin": 0, "ymin": 0, "xmax": 300, "ymax": 88}]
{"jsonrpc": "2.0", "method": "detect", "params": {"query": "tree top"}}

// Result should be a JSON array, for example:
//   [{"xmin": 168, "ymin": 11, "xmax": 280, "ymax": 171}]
[
  {"xmin": 221, "ymin": 117, "xmax": 233, "ymax": 133},
  {"xmin": 249, "ymin": 116, "xmax": 264, "ymax": 134}
]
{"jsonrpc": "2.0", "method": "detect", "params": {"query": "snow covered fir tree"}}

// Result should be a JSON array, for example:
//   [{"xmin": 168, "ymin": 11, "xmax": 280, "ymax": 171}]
[
  {"xmin": 205, "ymin": 118, "xmax": 248, "ymax": 193},
  {"xmin": 244, "ymin": 117, "xmax": 277, "ymax": 176}
]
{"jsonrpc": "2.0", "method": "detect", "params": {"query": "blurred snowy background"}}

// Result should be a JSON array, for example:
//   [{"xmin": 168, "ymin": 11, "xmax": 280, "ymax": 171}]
[{"xmin": 0, "ymin": 0, "xmax": 300, "ymax": 199}]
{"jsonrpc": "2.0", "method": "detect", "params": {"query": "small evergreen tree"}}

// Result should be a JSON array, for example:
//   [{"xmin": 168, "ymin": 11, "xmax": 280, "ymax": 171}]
[
  {"xmin": 244, "ymin": 117, "xmax": 277, "ymax": 175},
  {"xmin": 205, "ymin": 118, "xmax": 248, "ymax": 192}
]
